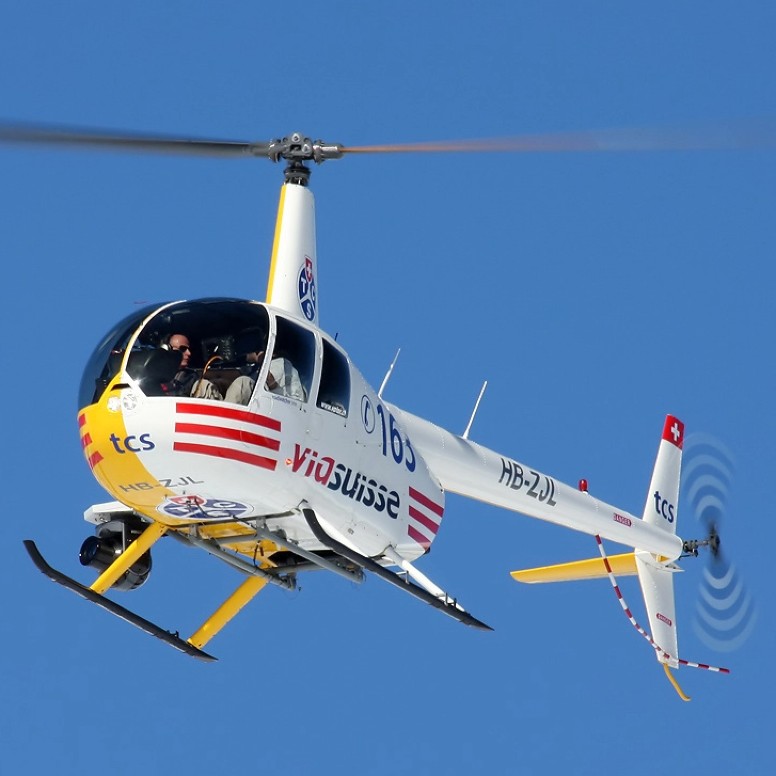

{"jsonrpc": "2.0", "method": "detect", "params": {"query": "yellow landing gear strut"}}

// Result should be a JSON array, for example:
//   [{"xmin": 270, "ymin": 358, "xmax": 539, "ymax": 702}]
[{"xmin": 24, "ymin": 520, "xmax": 279, "ymax": 661}]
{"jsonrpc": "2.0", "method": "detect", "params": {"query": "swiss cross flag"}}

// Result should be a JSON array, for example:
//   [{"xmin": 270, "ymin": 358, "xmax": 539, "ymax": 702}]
[{"xmin": 662, "ymin": 415, "xmax": 685, "ymax": 448}]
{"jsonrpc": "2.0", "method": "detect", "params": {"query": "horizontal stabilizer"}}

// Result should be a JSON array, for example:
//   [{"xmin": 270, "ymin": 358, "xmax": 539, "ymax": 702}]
[{"xmin": 511, "ymin": 553, "xmax": 638, "ymax": 584}]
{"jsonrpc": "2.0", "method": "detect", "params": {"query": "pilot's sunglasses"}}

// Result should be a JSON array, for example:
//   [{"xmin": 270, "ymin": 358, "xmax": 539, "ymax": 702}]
[{"xmin": 173, "ymin": 344, "xmax": 191, "ymax": 352}]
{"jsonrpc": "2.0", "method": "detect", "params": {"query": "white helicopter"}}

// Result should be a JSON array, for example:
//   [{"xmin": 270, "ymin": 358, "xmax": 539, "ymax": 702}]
[{"xmin": 4, "ymin": 123, "xmax": 734, "ymax": 701}]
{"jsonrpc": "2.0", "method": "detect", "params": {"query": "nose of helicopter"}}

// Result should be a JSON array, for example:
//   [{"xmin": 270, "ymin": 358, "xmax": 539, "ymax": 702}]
[{"xmin": 77, "ymin": 375, "xmax": 175, "ymax": 515}]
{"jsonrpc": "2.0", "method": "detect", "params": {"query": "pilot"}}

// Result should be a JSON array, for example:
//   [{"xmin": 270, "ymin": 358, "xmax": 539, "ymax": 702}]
[
  {"xmin": 163, "ymin": 334, "xmax": 223, "ymax": 400},
  {"xmin": 224, "ymin": 328, "xmax": 305, "ymax": 404}
]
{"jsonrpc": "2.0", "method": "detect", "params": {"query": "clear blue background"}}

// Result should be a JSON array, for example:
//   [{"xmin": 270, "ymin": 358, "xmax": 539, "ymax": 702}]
[{"xmin": 1, "ymin": 3, "xmax": 773, "ymax": 774}]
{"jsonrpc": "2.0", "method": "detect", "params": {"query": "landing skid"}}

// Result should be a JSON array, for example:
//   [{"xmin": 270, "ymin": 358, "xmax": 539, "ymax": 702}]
[
  {"xmin": 24, "ymin": 540, "xmax": 216, "ymax": 661},
  {"xmin": 302, "ymin": 508, "xmax": 492, "ymax": 631}
]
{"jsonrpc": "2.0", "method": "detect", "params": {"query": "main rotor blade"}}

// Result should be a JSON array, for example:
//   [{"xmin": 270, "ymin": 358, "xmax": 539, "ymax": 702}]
[
  {"xmin": 4, "ymin": 119, "xmax": 774, "ymax": 162},
  {"xmin": 343, "ymin": 120, "xmax": 776, "ymax": 154},
  {"xmin": 0, "ymin": 123, "xmax": 271, "ymax": 158}
]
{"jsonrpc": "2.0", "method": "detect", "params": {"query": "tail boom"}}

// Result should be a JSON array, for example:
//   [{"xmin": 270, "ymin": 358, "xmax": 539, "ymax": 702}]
[
  {"xmin": 394, "ymin": 406, "xmax": 684, "ymax": 559},
  {"xmin": 501, "ymin": 413, "xmax": 730, "ymax": 695}
]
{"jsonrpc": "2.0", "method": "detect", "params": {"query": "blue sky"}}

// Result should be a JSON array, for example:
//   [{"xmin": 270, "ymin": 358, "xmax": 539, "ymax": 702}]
[{"xmin": 1, "ymin": 3, "xmax": 773, "ymax": 774}]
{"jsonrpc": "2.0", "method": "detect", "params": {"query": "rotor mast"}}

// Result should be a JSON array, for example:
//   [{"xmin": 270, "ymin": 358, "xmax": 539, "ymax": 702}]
[{"xmin": 264, "ymin": 134, "xmax": 343, "ymax": 327}]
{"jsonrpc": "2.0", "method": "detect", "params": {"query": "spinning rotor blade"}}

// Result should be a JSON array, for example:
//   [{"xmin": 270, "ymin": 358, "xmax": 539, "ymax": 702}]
[
  {"xmin": 343, "ymin": 120, "xmax": 776, "ymax": 155},
  {"xmin": 683, "ymin": 433, "xmax": 757, "ymax": 653},
  {"xmin": 0, "ymin": 123, "xmax": 272, "ymax": 158},
  {"xmin": 4, "ymin": 119, "xmax": 775, "ymax": 165}
]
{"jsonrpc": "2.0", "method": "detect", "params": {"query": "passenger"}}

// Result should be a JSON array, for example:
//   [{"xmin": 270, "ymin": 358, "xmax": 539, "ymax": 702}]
[
  {"xmin": 224, "ymin": 328, "xmax": 305, "ymax": 404},
  {"xmin": 163, "ymin": 334, "xmax": 223, "ymax": 400},
  {"xmin": 267, "ymin": 354, "xmax": 306, "ymax": 401},
  {"xmin": 224, "ymin": 348, "xmax": 262, "ymax": 404}
]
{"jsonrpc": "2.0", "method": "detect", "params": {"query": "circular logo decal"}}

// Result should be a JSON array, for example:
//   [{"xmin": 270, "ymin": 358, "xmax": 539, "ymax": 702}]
[
  {"xmin": 298, "ymin": 258, "xmax": 317, "ymax": 321},
  {"xmin": 158, "ymin": 496, "xmax": 254, "ymax": 521},
  {"xmin": 122, "ymin": 392, "xmax": 138, "ymax": 412}
]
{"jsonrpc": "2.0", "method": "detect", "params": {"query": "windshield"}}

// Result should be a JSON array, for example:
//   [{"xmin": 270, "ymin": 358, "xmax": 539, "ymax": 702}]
[
  {"xmin": 79, "ymin": 298, "xmax": 352, "ymax": 414},
  {"xmin": 125, "ymin": 299, "xmax": 272, "ymax": 400},
  {"xmin": 78, "ymin": 303, "xmax": 161, "ymax": 408},
  {"xmin": 79, "ymin": 299, "xmax": 273, "ymax": 407}
]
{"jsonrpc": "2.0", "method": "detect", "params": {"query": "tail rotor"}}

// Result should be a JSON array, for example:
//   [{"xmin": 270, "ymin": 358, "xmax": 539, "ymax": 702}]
[{"xmin": 682, "ymin": 434, "xmax": 756, "ymax": 653}]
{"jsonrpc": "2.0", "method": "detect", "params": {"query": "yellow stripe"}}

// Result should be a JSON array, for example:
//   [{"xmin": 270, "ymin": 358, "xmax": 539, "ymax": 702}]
[
  {"xmin": 510, "ymin": 553, "xmax": 639, "ymax": 583},
  {"xmin": 80, "ymin": 374, "xmax": 177, "ymax": 515},
  {"xmin": 187, "ymin": 575, "xmax": 268, "ymax": 649},
  {"xmin": 265, "ymin": 183, "xmax": 287, "ymax": 304}
]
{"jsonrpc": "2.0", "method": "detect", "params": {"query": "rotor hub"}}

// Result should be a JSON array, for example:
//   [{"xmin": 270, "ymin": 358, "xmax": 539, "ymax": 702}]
[
  {"xmin": 682, "ymin": 526, "xmax": 721, "ymax": 558},
  {"xmin": 267, "ymin": 132, "xmax": 344, "ymax": 184}
]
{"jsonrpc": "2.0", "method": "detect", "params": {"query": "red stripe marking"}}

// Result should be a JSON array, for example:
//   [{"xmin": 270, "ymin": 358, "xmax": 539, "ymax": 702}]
[
  {"xmin": 175, "ymin": 422, "xmax": 280, "ymax": 451},
  {"xmin": 408, "ymin": 486, "xmax": 443, "ymax": 517},
  {"xmin": 88, "ymin": 451, "xmax": 103, "ymax": 469},
  {"xmin": 174, "ymin": 441, "xmax": 277, "ymax": 470},
  {"xmin": 176, "ymin": 401, "xmax": 281, "ymax": 432},
  {"xmin": 78, "ymin": 413, "xmax": 86, "ymax": 428},
  {"xmin": 408, "ymin": 505, "xmax": 440, "ymax": 535},
  {"xmin": 81, "ymin": 433, "xmax": 92, "ymax": 449},
  {"xmin": 408, "ymin": 525, "xmax": 431, "ymax": 548}
]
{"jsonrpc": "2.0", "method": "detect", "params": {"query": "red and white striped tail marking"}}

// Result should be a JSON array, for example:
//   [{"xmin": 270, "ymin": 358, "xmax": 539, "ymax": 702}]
[
  {"xmin": 174, "ymin": 402, "xmax": 281, "ymax": 471},
  {"xmin": 407, "ymin": 487, "xmax": 444, "ymax": 550},
  {"xmin": 594, "ymin": 535, "xmax": 729, "ymax": 674}
]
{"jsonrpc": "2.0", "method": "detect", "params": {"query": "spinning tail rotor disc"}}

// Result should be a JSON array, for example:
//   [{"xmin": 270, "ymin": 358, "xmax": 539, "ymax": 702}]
[{"xmin": 682, "ymin": 433, "xmax": 757, "ymax": 653}]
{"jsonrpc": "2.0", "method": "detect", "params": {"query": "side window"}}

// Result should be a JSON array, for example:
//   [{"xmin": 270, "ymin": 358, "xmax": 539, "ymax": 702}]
[
  {"xmin": 317, "ymin": 339, "xmax": 350, "ymax": 417},
  {"xmin": 267, "ymin": 317, "xmax": 316, "ymax": 402}
]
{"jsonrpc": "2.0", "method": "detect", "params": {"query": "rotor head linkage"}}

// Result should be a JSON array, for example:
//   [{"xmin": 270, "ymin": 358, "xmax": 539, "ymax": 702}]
[{"xmin": 267, "ymin": 132, "xmax": 344, "ymax": 185}]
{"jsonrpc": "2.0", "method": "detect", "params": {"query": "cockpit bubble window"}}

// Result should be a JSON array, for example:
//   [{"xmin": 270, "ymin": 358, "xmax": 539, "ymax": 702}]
[
  {"xmin": 130, "ymin": 299, "xmax": 271, "ymax": 400},
  {"xmin": 317, "ymin": 338, "xmax": 350, "ymax": 417},
  {"xmin": 78, "ymin": 303, "xmax": 161, "ymax": 408},
  {"xmin": 267, "ymin": 316, "xmax": 316, "ymax": 402},
  {"xmin": 80, "ymin": 298, "xmax": 273, "ymax": 404}
]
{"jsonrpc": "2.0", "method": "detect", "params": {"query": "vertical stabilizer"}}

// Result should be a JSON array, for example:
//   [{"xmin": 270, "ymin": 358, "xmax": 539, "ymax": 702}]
[
  {"xmin": 265, "ymin": 182, "xmax": 319, "ymax": 327},
  {"xmin": 642, "ymin": 415, "xmax": 684, "ymax": 534},
  {"xmin": 637, "ymin": 415, "xmax": 685, "ymax": 666}
]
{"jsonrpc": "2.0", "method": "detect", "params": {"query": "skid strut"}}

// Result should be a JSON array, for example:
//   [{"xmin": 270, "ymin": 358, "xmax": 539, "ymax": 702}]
[{"xmin": 302, "ymin": 507, "xmax": 492, "ymax": 630}]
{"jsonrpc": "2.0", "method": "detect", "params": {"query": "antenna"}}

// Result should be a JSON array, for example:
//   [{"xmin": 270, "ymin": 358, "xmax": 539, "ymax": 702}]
[
  {"xmin": 378, "ymin": 349, "xmax": 401, "ymax": 398},
  {"xmin": 462, "ymin": 380, "xmax": 488, "ymax": 440}
]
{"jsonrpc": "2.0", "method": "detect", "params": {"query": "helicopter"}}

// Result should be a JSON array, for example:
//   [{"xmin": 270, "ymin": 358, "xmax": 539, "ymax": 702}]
[{"xmin": 3, "ymin": 122, "xmax": 741, "ymax": 701}]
